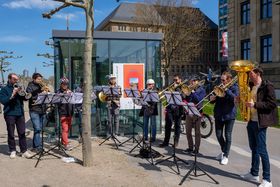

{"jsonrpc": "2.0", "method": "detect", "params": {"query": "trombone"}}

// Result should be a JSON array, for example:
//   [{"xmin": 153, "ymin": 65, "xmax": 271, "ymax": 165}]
[{"xmin": 197, "ymin": 76, "xmax": 237, "ymax": 111}]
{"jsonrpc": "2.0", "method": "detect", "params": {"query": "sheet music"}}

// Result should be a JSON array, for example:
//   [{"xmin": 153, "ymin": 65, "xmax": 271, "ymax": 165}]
[
  {"xmin": 124, "ymin": 88, "xmax": 140, "ymax": 98},
  {"xmin": 142, "ymin": 89, "xmax": 159, "ymax": 103},
  {"xmin": 184, "ymin": 102, "xmax": 201, "ymax": 117}
]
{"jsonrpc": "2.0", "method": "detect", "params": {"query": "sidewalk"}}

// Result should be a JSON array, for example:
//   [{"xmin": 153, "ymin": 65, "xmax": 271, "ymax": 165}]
[{"xmin": 0, "ymin": 111, "xmax": 279, "ymax": 187}]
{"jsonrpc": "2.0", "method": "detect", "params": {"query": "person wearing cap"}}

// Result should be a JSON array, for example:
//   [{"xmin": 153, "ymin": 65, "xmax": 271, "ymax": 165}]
[
  {"xmin": 139, "ymin": 79, "xmax": 158, "ymax": 142},
  {"xmin": 183, "ymin": 77, "xmax": 206, "ymax": 155},
  {"xmin": 56, "ymin": 77, "xmax": 74, "ymax": 151},
  {"xmin": 159, "ymin": 74, "xmax": 184, "ymax": 148},
  {"xmin": 106, "ymin": 74, "xmax": 122, "ymax": 137},
  {"xmin": 26, "ymin": 73, "xmax": 47, "ymax": 152}
]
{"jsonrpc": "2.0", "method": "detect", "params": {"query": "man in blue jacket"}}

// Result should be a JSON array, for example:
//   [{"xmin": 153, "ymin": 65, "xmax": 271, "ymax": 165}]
[
  {"xmin": 210, "ymin": 71, "xmax": 239, "ymax": 165},
  {"xmin": 183, "ymin": 77, "xmax": 206, "ymax": 154},
  {"xmin": 0, "ymin": 73, "xmax": 32, "ymax": 159}
]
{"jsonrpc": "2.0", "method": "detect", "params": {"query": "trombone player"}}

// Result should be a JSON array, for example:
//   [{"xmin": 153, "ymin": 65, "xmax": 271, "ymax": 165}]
[
  {"xmin": 209, "ymin": 71, "xmax": 239, "ymax": 165},
  {"xmin": 183, "ymin": 77, "xmax": 206, "ymax": 154},
  {"xmin": 26, "ymin": 73, "xmax": 48, "ymax": 152},
  {"xmin": 160, "ymin": 74, "xmax": 184, "ymax": 148}
]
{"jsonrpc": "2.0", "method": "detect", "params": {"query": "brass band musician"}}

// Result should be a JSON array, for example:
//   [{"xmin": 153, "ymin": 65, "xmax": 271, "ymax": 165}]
[{"xmin": 160, "ymin": 74, "xmax": 184, "ymax": 148}]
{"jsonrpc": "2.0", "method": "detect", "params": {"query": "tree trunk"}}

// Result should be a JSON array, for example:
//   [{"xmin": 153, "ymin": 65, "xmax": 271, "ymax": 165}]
[{"xmin": 81, "ymin": 0, "xmax": 94, "ymax": 167}]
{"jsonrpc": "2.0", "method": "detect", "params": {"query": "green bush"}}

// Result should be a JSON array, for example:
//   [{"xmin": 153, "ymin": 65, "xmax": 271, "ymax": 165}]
[{"xmin": 203, "ymin": 101, "xmax": 280, "ymax": 128}]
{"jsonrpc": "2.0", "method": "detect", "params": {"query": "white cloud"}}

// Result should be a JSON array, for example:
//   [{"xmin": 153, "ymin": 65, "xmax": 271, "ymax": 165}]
[
  {"xmin": 2, "ymin": 0, "xmax": 61, "ymax": 10},
  {"xmin": 0, "ymin": 35, "xmax": 31, "ymax": 43},
  {"xmin": 53, "ymin": 12, "xmax": 80, "ymax": 21}
]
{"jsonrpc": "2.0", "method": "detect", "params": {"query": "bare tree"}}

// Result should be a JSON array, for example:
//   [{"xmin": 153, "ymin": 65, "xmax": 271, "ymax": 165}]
[
  {"xmin": 43, "ymin": 0, "xmax": 94, "ymax": 167},
  {"xmin": 0, "ymin": 51, "xmax": 22, "ymax": 84},
  {"xmin": 135, "ymin": 0, "xmax": 208, "ymax": 86}
]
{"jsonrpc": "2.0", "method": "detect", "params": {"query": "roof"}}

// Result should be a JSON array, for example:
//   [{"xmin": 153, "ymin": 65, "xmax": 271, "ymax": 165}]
[
  {"xmin": 52, "ymin": 30, "xmax": 163, "ymax": 41},
  {"xmin": 95, "ymin": 2, "xmax": 218, "ymax": 30}
]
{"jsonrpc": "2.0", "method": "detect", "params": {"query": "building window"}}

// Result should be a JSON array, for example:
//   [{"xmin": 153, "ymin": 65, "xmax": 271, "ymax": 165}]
[
  {"xmin": 130, "ymin": 27, "xmax": 138, "ymax": 32},
  {"xmin": 241, "ymin": 1, "xmax": 250, "ymax": 25},
  {"xmin": 261, "ymin": 35, "xmax": 272, "ymax": 63},
  {"xmin": 118, "ymin": 25, "xmax": 126, "ymax": 31},
  {"xmin": 261, "ymin": 0, "xmax": 272, "ymax": 19},
  {"xmin": 241, "ymin": 39, "xmax": 250, "ymax": 60}
]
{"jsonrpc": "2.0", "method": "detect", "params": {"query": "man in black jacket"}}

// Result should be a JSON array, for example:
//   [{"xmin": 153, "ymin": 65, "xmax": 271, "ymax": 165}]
[
  {"xmin": 241, "ymin": 68, "xmax": 278, "ymax": 187},
  {"xmin": 160, "ymin": 75, "xmax": 184, "ymax": 148},
  {"xmin": 26, "ymin": 73, "xmax": 46, "ymax": 151},
  {"xmin": 0, "ymin": 73, "xmax": 32, "ymax": 159}
]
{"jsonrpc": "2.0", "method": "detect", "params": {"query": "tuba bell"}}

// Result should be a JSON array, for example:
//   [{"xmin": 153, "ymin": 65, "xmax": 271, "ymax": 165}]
[{"xmin": 229, "ymin": 60, "xmax": 256, "ymax": 121}]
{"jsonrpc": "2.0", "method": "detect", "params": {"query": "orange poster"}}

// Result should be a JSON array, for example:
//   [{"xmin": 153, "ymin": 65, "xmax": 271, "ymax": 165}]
[{"xmin": 123, "ymin": 64, "xmax": 145, "ymax": 94}]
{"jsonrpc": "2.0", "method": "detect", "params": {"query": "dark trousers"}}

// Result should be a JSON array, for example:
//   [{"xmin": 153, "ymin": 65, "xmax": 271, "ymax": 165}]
[
  {"xmin": 186, "ymin": 115, "xmax": 201, "ymax": 151},
  {"xmin": 164, "ymin": 111, "xmax": 181, "ymax": 144},
  {"xmin": 247, "ymin": 121, "xmax": 271, "ymax": 182},
  {"xmin": 4, "ymin": 115, "xmax": 27, "ymax": 153},
  {"xmin": 215, "ymin": 119, "xmax": 235, "ymax": 157}
]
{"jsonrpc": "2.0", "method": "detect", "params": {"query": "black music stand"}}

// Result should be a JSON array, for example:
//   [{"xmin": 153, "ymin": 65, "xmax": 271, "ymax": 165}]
[
  {"xmin": 99, "ymin": 86, "xmax": 121, "ymax": 149},
  {"xmin": 134, "ymin": 89, "xmax": 161, "ymax": 165},
  {"xmin": 29, "ymin": 93, "xmax": 61, "ymax": 167},
  {"xmin": 179, "ymin": 103, "xmax": 219, "ymax": 185},
  {"xmin": 155, "ymin": 91, "xmax": 189, "ymax": 174},
  {"xmin": 119, "ymin": 88, "xmax": 140, "ymax": 147}
]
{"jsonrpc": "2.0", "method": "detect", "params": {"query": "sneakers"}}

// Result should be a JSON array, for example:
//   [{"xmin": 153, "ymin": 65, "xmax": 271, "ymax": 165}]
[
  {"xmin": 22, "ymin": 151, "xmax": 32, "ymax": 159},
  {"xmin": 183, "ymin": 148, "xmax": 193, "ymax": 154},
  {"xmin": 64, "ymin": 144, "xmax": 73, "ymax": 151},
  {"xmin": 240, "ymin": 172, "xmax": 260, "ymax": 183},
  {"xmin": 258, "ymin": 180, "xmax": 273, "ymax": 187},
  {"xmin": 220, "ymin": 156, "xmax": 228, "ymax": 165},
  {"xmin": 216, "ymin": 152, "xmax": 224, "ymax": 160},
  {"xmin": 10, "ymin": 151, "xmax": 16, "ymax": 159}
]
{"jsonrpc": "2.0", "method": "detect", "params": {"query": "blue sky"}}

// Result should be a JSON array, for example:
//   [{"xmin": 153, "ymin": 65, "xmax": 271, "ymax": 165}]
[{"xmin": 0, "ymin": 0, "xmax": 218, "ymax": 79}]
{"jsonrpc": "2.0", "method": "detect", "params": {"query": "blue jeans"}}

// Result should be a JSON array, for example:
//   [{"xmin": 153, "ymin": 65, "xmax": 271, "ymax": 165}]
[
  {"xmin": 215, "ymin": 119, "xmax": 235, "ymax": 157},
  {"xmin": 143, "ymin": 115, "xmax": 156, "ymax": 141},
  {"xmin": 30, "ymin": 112, "xmax": 45, "ymax": 149},
  {"xmin": 247, "ymin": 121, "xmax": 270, "ymax": 182}
]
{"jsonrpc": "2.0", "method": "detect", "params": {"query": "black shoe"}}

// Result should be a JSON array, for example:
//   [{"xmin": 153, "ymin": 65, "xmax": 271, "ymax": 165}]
[
  {"xmin": 150, "ymin": 138, "xmax": 156, "ymax": 143},
  {"xmin": 183, "ymin": 148, "xmax": 193, "ymax": 154},
  {"xmin": 192, "ymin": 150, "xmax": 199, "ymax": 155},
  {"xmin": 159, "ymin": 142, "xmax": 169, "ymax": 147}
]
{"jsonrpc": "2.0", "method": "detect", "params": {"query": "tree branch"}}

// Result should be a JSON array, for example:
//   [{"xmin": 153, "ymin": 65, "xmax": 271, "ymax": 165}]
[
  {"xmin": 54, "ymin": 0, "xmax": 86, "ymax": 9},
  {"xmin": 42, "ymin": 3, "xmax": 70, "ymax": 19}
]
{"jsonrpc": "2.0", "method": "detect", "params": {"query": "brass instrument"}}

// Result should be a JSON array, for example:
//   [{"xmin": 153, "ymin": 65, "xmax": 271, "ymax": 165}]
[
  {"xmin": 98, "ymin": 91, "xmax": 107, "ymax": 103},
  {"xmin": 13, "ymin": 83, "xmax": 32, "ymax": 99},
  {"xmin": 182, "ymin": 79, "xmax": 205, "ymax": 96},
  {"xmin": 38, "ymin": 81, "xmax": 50, "ymax": 92},
  {"xmin": 229, "ymin": 60, "xmax": 256, "ymax": 121},
  {"xmin": 197, "ymin": 76, "xmax": 237, "ymax": 111},
  {"xmin": 158, "ymin": 79, "xmax": 189, "ymax": 107}
]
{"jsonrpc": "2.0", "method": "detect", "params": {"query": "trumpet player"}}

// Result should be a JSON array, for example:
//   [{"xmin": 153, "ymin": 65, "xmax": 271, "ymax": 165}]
[
  {"xmin": 0, "ymin": 73, "xmax": 32, "ymax": 159},
  {"xmin": 209, "ymin": 71, "xmax": 239, "ymax": 165},
  {"xmin": 26, "ymin": 73, "xmax": 47, "ymax": 152},
  {"xmin": 183, "ymin": 77, "xmax": 206, "ymax": 154},
  {"xmin": 160, "ymin": 74, "xmax": 184, "ymax": 147},
  {"xmin": 57, "ymin": 77, "xmax": 74, "ymax": 151}
]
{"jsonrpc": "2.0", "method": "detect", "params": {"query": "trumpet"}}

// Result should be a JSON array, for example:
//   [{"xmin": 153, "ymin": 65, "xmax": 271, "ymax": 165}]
[
  {"xmin": 197, "ymin": 76, "xmax": 237, "ymax": 111},
  {"xmin": 13, "ymin": 83, "xmax": 32, "ymax": 99}
]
